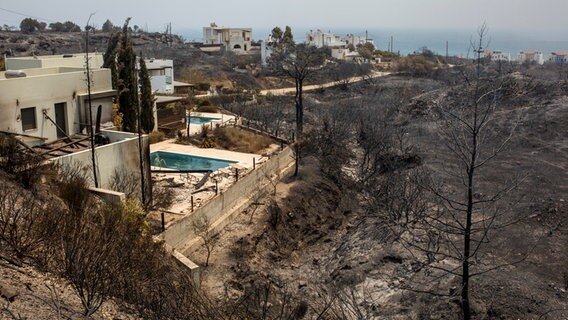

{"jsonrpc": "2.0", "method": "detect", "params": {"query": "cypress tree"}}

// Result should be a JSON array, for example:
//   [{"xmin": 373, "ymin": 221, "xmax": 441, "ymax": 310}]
[
  {"xmin": 117, "ymin": 18, "xmax": 138, "ymax": 132},
  {"xmin": 138, "ymin": 53, "xmax": 155, "ymax": 133},
  {"xmin": 103, "ymin": 31, "xmax": 121, "ymax": 90}
]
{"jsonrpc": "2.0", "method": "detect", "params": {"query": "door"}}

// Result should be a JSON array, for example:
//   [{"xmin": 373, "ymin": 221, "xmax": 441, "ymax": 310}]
[{"xmin": 54, "ymin": 102, "xmax": 67, "ymax": 138}]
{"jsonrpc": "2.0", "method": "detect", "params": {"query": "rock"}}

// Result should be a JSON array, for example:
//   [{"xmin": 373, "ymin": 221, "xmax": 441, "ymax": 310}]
[
  {"xmin": 0, "ymin": 283, "xmax": 19, "ymax": 302},
  {"xmin": 298, "ymin": 281, "xmax": 307, "ymax": 289}
]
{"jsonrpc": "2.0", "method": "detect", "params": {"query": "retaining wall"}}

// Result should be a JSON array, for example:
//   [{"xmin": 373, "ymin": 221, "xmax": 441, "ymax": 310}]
[{"xmin": 51, "ymin": 131, "xmax": 151, "ymax": 199}]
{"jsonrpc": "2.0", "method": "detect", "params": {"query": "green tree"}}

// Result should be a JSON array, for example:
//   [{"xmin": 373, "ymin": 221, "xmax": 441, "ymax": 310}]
[
  {"xmin": 20, "ymin": 18, "xmax": 43, "ymax": 33},
  {"xmin": 117, "ymin": 18, "xmax": 139, "ymax": 132},
  {"xmin": 357, "ymin": 42, "xmax": 375, "ymax": 60},
  {"xmin": 270, "ymin": 25, "xmax": 294, "ymax": 49},
  {"xmin": 103, "ymin": 31, "xmax": 121, "ymax": 90},
  {"xmin": 63, "ymin": 21, "xmax": 81, "ymax": 32},
  {"xmin": 49, "ymin": 21, "xmax": 81, "ymax": 32},
  {"xmin": 101, "ymin": 19, "xmax": 114, "ymax": 32},
  {"xmin": 138, "ymin": 54, "xmax": 155, "ymax": 133}
]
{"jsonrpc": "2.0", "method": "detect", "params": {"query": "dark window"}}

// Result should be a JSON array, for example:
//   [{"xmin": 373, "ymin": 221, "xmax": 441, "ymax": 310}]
[{"xmin": 21, "ymin": 107, "xmax": 37, "ymax": 131}]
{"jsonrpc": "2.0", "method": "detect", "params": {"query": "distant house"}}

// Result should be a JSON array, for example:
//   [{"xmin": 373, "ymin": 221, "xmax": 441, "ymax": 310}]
[
  {"xmin": 483, "ymin": 50, "xmax": 511, "ymax": 62},
  {"xmin": 305, "ymin": 29, "xmax": 345, "ymax": 48},
  {"xmin": 518, "ymin": 50, "xmax": 544, "ymax": 65},
  {"xmin": 331, "ymin": 47, "xmax": 371, "ymax": 63},
  {"xmin": 202, "ymin": 23, "xmax": 252, "ymax": 53},
  {"xmin": 260, "ymin": 35, "xmax": 276, "ymax": 67},
  {"xmin": 144, "ymin": 58, "xmax": 174, "ymax": 94},
  {"xmin": 342, "ymin": 33, "xmax": 375, "ymax": 47},
  {"xmin": 549, "ymin": 52, "xmax": 568, "ymax": 64},
  {"xmin": 490, "ymin": 50, "xmax": 511, "ymax": 62},
  {"xmin": 0, "ymin": 66, "xmax": 115, "ymax": 145}
]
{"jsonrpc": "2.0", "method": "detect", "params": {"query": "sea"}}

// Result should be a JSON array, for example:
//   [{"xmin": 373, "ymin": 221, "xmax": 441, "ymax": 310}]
[{"xmin": 178, "ymin": 27, "xmax": 568, "ymax": 59}]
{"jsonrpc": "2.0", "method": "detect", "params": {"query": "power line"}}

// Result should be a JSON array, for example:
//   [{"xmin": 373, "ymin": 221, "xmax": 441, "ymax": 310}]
[{"xmin": 0, "ymin": 7, "xmax": 54, "ymax": 23}]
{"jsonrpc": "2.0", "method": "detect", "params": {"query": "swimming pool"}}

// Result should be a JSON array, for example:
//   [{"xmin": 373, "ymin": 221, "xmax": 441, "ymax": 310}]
[
  {"xmin": 187, "ymin": 116, "xmax": 222, "ymax": 125},
  {"xmin": 150, "ymin": 151, "xmax": 237, "ymax": 171}
]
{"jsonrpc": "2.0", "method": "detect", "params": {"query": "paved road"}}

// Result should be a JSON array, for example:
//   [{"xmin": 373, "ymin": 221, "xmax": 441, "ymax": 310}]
[{"xmin": 259, "ymin": 71, "xmax": 392, "ymax": 96}]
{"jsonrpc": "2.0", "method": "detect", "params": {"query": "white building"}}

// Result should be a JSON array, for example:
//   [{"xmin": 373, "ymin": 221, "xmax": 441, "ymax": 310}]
[
  {"xmin": 487, "ymin": 50, "xmax": 511, "ymax": 62},
  {"xmin": 144, "ymin": 58, "xmax": 174, "ymax": 94},
  {"xmin": 549, "ymin": 52, "xmax": 568, "ymax": 64},
  {"xmin": 342, "ymin": 33, "xmax": 375, "ymax": 47},
  {"xmin": 2, "ymin": 54, "xmax": 151, "ymax": 201},
  {"xmin": 260, "ymin": 35, "xmax": 276, "ymax": 67},
  {"xmin": 305, "ymin": 29, "xmax": 345, "ymax": 48},
  {"xmin": 0, "ymin": 66, "xmax": 115, "ymax": 145},
  {"xmin": 203, "ymin": 23, "xmax": 252, "ymax": 53},
  {"xmin": 518, "ymin": 51, "xmax": 545, "ymax": 65}
]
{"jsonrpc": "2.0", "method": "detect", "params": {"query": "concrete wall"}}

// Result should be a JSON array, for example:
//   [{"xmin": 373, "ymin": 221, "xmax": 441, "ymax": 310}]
[
  {"xmin": 0, "ymin": 67, "xmax": 114, "ymax": 143},
  {"xmin": 146, "ymin": 59, "xmax": 174, "ymax": 94},
  {"xmin": 51, "ymin": 130, "xmax": 151, "ymax": 196},
  {"xmin": 161, "ymin": 242, "xmax": 201, "ymax": 289},
  {"xmin": 160, "ymin": 146, "xmax": 294, "ymax": 254}
]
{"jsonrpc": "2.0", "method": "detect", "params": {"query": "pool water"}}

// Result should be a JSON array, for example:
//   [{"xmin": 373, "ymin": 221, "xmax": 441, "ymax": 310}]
[
  {"xmin": 188, "ymin": 116, "xmax": 221, "ymax": 125},
  {"xmin": 150, "ymin": 151, "xmax": 237, "ymax": 171}
]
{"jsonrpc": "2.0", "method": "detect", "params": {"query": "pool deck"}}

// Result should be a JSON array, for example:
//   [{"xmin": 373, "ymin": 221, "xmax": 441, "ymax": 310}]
[
  {"xmin": 186, "ymin": 112, "xmax": 236, "ymax": 135},
  {"xmin": 150, "ymin": 140, "xmax": 264, "ymax": 169}
]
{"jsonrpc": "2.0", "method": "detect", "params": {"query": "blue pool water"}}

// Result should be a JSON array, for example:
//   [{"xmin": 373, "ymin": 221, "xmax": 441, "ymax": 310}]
[
  {"xmin": 188, "ymin": 116, "xmax": 221, "ymax": 125},
  {"xmin": 150, "ymin": 151, "xmax": 237, "ymax": 171}
]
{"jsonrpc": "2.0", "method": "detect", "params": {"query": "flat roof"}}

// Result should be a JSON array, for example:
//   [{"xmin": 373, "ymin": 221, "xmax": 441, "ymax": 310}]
[
  {"xmin": 8, "ymin": 52, "xmax": 103, "ymax": 60},
  {"xmin": 173, "ymin": 80, "xmax": 194, "ymax": 87},
  {"xmin": 0, "ymin": 67, "xmax": 87, "ymax": 80},
  {"xmin": 155, "ymin": 96, "xmax": 184, "ymax": 104}
]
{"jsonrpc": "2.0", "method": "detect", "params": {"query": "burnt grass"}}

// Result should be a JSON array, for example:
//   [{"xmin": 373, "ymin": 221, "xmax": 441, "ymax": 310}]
[
  {"xmin": 205, "ymin": 73, "xmax": 568, "ymax": 319},
  {"xmin": 406, "ymin": 77, "xmax": 568, "ymax": 318}
]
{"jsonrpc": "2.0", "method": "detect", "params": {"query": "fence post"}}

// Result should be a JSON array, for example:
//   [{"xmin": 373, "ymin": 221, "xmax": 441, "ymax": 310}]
[
  {"xmin": 161, "ymin": 212, "xmax": 165, "ymax": 232},
  {"xmin": 191, "ymin": 196, "xmax": 194, "ymax": 212},
  {"xmin": 235, "ymin": 168, "xmax": 239, "ymax": 182},
  {"xmin": 253, "ymin": 157, "xmax": 256, "ymax": 170},
  {"xmin": 215, "ymin": 180, "xmax": 218, "ymax": 195}
]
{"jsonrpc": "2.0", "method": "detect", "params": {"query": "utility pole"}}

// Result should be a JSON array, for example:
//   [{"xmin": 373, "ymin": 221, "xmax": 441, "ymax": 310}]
[
  {"xmin": 137, "ymin": 91, "xmax": 147, "ymax": 207},
  {"xmin": 446, "ymin": 40, "xmax": 449, "ymax": 59},
  {"xmin": 391, "ymin": 36, "xmax": 394, "ymax": 53},
  {"xmin": 85, "ymin": 13, "xmax": 98, "ymax": 188}
]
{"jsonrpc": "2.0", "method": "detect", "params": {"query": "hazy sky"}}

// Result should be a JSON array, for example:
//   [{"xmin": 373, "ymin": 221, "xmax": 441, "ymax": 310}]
[{"xmin": 1, "ymin": 0, "xmax": 568, "ymax": 37}]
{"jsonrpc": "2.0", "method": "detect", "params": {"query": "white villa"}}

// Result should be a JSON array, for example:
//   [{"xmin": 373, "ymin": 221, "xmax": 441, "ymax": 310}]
[
  {"xmin": 518, "ymin": 51, "xmax": 545, "ymax": 65},
  {"xmin": 549, "ymin": 52, "xmax": 568, "ymax": 64},
  {"xmin": 260, "ymin": 35, "xmax": 276, "ymax": 67},
  {"xmin": 342, "ymin": 33, "xmax": 375, "ymax": 47},
  {"xmin": 203, "ymin": 23, "xmax": 252, "ymax": 53},
  {"xmin": 0, "ymin": 54, "xmax": 151, "ymax": 197},
  {"xmin": 485, "ymin": 50, "xmax": 511, "ymax": 62},
  {"xmin": 305, "ymin": 29, "xmax": 345, "ymax": 48},
  {"xmin": 144, "ymin": 58, "xmax": 174, "ymax": 94}
]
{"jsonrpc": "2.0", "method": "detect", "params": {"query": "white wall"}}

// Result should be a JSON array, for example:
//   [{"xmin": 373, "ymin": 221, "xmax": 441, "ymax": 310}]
[
  {"xmin": 145, "ymin": 59, "xmax": 174, "ymax": 94},
  {"xmin": 0, "ymin": 68, "xmax": 114, "ymax": 143},
  {"xmin": 51, "ymin": 130, "xmax": 151, "ymax": 195},
  {"xmin": 261, "ymin": 40, "xmax": 274, "ymax": 66}
]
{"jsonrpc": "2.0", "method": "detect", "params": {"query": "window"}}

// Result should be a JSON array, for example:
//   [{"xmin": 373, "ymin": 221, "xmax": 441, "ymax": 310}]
[{"xmin": 21, "ymin": 107, "xmax": 37, "ymax": 131}]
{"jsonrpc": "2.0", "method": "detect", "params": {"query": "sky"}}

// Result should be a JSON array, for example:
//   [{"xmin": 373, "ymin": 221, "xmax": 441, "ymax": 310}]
[{"xmin": 1, "ymin": 0, "xmax": 568, "ymax": 40}]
